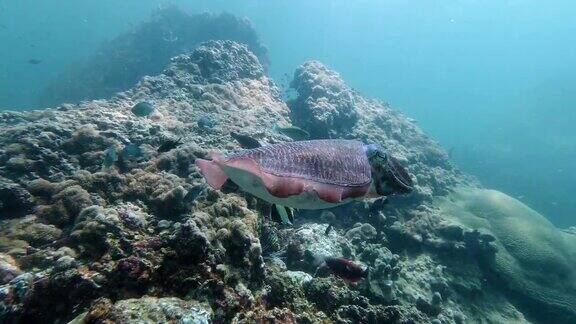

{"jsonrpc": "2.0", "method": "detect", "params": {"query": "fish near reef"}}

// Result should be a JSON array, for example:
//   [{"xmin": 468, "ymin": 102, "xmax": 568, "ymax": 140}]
[
  {"xmin": 131, "ymin": 101, "xmax": 155, "ymax": 117},
  {"xmin": 121, "ymin": 143, "xmax": 144, "ymax": 160},
  {"xmin": 116, "ymin": 143, "xmax": 146, "ymax": 172},
  {"xmin": 273, "ymin": 124, "xmax": 310, "ymax": 140},
  {"xmin": 158, "ymin": 137, "xmax": 182, "ymax": 153},
  {"xmin": 195, "ymin": 139, "xmax": 413, "ymax": 210},
  {"xmin": 270, "ymin": 203, "xmax": 295, "ymax": 226},
  {"xmin": 315, "ymin": 256, "xmax": 369, "ymax": 283},
  {"xmin": 183, "ymin": 185, "xmax": 206, "ymax": 204},
  {"xmin": 370, "ymin": 196, "xmax": 389, "ymax": 214},
  {"xmin": 230, "ymin": 132, "xmax": 261, "ymax": 149},
  {"xmin": 321, "ymin": 210, "xmax": 337, "ymax": 235}
]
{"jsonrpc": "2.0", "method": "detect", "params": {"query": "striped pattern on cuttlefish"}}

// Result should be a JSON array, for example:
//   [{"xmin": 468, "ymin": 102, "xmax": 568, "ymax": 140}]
[{"xmin": 195, "ymin": 139, "xmax": 414, "ymax": 210}]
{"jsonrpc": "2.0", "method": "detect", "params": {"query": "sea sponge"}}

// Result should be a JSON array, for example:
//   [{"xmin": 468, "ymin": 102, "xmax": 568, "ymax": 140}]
[{"xmin": 439, "ymin": 187, "xmax": 576, "ymax": 323}]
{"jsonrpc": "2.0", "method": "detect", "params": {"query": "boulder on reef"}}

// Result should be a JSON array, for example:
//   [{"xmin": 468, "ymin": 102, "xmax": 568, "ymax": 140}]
[{"xmin": 439, "ymin": 187, "xmax": 576, "ymax": 323}]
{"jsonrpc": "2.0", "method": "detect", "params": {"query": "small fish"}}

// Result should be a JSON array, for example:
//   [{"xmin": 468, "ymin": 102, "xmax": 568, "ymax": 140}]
[
  {"xmin": 102, "ymin": 146, "xmax": 118, "ymax": 171},
  {"xmin": 116, "ymin": 143, "xmax": 145, "ymax": 172},
  {"xmin": 271, "ymin": 204, "xmax": 295, "ymax": 226},
  {"xmin": 131, "ymin": 101, "xmax": 155, "ymax": 117},
  {"xmin": 183, "ymin": 185, "xmax": 206, "ymax": 204},
  {"xmin": 260, "ymin": 224, "xmax": 282, "ymax": 256},
  {"xmin": 0, "ymin": 24, "xmax": 7, "ymax": 29},
  {"xmin": 324, "ymin": 224, "xmax": 334, "ymax": 235},
  {"xmin": 158, "ymin": 137, "xmax": 182, "ymax": 153},
  {"xmin": 315, "ymin": 256, "xmax": 369, "ymax": 283},
  {"xmin": 197, "ymin": 116, "xmax": 217, "ymax": 130},
  {"xmin": 273, "ymin": 124, "xmax": 310, "ymax": 140},
  {"xmin": 321, "ymin": 210, "xmax": 336, "ymax": 223},
  {"xmin": 121, "ymin": 143, "xmax": 144, "ymax": 160},
  {"xmin": 230, "ymin": 132, "xmax": 261, "ymax": 149},
  {"xmin": 28, "ymin": 59, "xmax": 42, "ymax": 65},
  {"xmin": 116, "ymin": 155, "xmax": 128, "ymax": 173},
  {"xmin": 369, "ymin": 196, "xmax": 389, "ymax": 214}
]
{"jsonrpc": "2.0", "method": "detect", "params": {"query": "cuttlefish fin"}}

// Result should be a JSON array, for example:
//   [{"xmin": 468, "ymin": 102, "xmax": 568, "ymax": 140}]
[
  {"xmin": 195, "ymin": 158, "xmax": 228, "ymax": 190},
  {"xmin": 220, "ymin": 179, "xmax": 240, "ymax": 193}
]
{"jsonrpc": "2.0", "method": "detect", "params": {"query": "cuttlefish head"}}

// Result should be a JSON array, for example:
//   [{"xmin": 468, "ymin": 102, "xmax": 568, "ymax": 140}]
[{"xmin": 365, "ymin": 144, "xmax": 414, "ymax": 196}]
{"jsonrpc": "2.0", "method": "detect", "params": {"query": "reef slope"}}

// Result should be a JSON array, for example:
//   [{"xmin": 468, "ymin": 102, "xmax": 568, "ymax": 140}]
[{"xmin": 0, "ymin": 40, "xmax": 573, "ymax": 323}]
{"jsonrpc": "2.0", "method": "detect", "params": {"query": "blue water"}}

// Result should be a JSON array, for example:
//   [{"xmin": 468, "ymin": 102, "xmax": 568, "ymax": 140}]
[{"xmin": 1, "ymin": 0, "xmax": 574, "ymax": 227}]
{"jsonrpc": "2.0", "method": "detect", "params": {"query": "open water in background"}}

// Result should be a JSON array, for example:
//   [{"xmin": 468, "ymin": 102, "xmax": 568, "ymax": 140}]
[{"xmin": 1, "ymin": 0, "xmax": 574, "ymax": 227}]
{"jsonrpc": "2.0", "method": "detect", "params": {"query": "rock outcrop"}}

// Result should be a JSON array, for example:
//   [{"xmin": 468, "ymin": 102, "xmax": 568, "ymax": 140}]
[
  {"xmin": 439, "ymin": 187, "xmax": 576, "ymax": 323},
  {"xmin": 39, "ymin": 6, "xmax": 269, "ymax": 108}
]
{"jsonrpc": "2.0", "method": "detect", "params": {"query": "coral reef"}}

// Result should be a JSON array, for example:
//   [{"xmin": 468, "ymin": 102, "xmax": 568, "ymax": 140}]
[
  {"xmin": 289, "ymin": 61, "xmax": 473, "ymax": 201},
  {"xmin": 0, "ymin": 39, "xmax": 571, "ymax": 324},
  {"xmin": 289, "ymin": 61, "xmax": 358, "ymax": 139}
]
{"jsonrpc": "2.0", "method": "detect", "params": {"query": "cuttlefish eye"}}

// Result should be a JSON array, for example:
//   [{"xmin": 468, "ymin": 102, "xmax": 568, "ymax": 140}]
[
  {"xmin": 365, "ymin": 144, "xmax": 414, "ymax": 196},
  {"xmin": 365, "ymin": 144, "xmax": 387, "ymax": 161}
]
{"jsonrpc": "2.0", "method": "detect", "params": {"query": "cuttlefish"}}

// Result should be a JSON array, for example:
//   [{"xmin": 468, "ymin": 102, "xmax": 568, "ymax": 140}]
[{"xmin": 195, "ymin": 139, "xmax": 413, "ymax": 214}]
